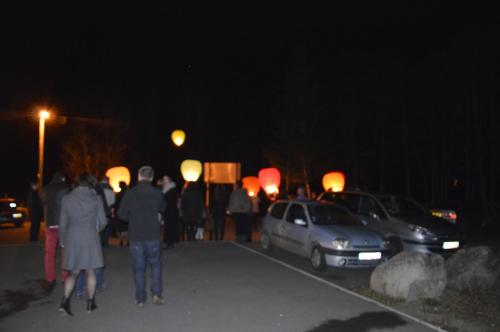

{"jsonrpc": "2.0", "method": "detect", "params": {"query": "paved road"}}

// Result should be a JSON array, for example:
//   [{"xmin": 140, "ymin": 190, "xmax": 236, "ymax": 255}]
[{"xmin": 0, "ymin": 241, "xmax": 441, "ymax": 332}]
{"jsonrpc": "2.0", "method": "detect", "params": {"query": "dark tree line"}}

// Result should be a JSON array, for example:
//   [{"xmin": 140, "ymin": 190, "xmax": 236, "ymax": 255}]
[{"xmin": 266, "ymin": 24, "xmax": 500, "ymax": 225}]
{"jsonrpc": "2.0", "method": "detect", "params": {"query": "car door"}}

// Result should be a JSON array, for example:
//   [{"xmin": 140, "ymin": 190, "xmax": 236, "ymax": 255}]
[
  {"xmin": 283, "ymin": 203, "xmax": 309, "ymax": 256},
  {"xmin": 267, "ymin": 202, "xmax": 289, "ymax": 249},
  {"xmin": 357, "ymin": 194, "xmax": 392, "ymax": 236}
]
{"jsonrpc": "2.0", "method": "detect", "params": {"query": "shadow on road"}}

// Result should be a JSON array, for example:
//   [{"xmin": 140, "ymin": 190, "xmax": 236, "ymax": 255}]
[
  {"xmin": 0, "ymin": 279, "xmax": 51, "ymax": 321},
  {"xmin": 305, "ymin": 311, "xmax": 408, "ymax": 332}
]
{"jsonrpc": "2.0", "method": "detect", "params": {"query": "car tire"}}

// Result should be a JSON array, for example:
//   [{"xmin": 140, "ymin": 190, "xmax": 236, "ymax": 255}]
[
  {"xmin": 310, "ymin": 246, "xmax": 326, "ymax": 271},
  {"xmin": 260, "ymin": 231, "xmax": 273, "ymax": 251}
]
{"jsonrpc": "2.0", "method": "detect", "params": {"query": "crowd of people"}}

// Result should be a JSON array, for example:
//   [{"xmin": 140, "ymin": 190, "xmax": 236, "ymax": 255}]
[{"xmin": 26, "ymin": 166, "xmax": 269, "ymax": 316}]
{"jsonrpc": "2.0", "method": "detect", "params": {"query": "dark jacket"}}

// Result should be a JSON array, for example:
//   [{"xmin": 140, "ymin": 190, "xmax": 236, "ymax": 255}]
[
  {"xmin": 180, "ymin": 186, "xmax": 204, "ymax": 224},
  {"xmin": 118, "ymin": 180, "xmax": 166, "ymax": 241},
  {"xmin": 27, "ymin": 187, "xmax": 42, "ymax": 222},
  {"xmin": 43, "ymin": 174, "xmax": 69, "ymax": 227}
]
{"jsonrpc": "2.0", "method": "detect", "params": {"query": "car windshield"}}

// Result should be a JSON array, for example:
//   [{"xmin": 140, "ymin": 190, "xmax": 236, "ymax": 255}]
[
  {"xmin": 308, "ymin": 204, "xmax": 360, "ymax": 226},
  {"xmin": 376, "ymin": 195, "xmax": 428, "ymax": 217}
]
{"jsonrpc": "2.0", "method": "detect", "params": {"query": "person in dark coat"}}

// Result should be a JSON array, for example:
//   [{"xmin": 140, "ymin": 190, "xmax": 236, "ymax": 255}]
[
  {"xmin": 160, "ymin": 176, "xmax": 180, "ymax": 248},
  {"xmin": 116, "ymin": 181, "xmax": 129, "ymax": 246},
  {"xmin": 180, "ymin": 182, "xmax": 204, "ymax": 241},
  {"xmin": 118, "ymin": 166, "xmax": 167, "ymax": 307},
  {"xmin": 211, "ymin": 184, "xmax": 228, "ymax": 241},
  {"xmin": 42, "ymin": 172, "xmax": 70, "ymax": 291},
  {"xmin": 27, "ymin": 181, "xmax": 42, "ymax": 242},
  {"xmin": 58, "ymin": 173, "xmax": 107, "ymax": 316}
]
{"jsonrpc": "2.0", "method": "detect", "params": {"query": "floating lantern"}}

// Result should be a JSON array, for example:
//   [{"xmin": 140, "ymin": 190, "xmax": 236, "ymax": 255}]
[
  {"xmin": 105, "ymin": 166, "xmax": 131, "ymax": 192},
  {"xmin": 171, "ymin": 129, "xmax": 186, "ymax": 147},
  {"xmin": 258, "ymin": 168, "xmax": 281, "ymax": 195},
  {"xmin": 242, "ymin": 176, "xmax": 260, "ymax": 197},
  {"xmin": 181, "ymin": 159, "xmax": 203, "ymax": 182},
  {"xmin": 322, "ymin": 172, "xmax": 345, "ymax": 192}
]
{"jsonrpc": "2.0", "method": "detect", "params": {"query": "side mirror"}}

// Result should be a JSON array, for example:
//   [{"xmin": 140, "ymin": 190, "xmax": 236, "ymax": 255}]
[{"xmin": 294, "ymin": 218, "xmax": 307, "ymax": 226}]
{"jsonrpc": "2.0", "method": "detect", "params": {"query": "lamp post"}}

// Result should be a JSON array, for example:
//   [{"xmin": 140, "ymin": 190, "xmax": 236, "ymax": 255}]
[{"xmin": 38, "ymin": 110, "xmax": 50, "ymax": 195}]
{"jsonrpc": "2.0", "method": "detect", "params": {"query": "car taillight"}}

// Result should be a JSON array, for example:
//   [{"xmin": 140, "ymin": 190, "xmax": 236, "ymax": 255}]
[{"xmin": 448, "ymin": 212, "xmax": 457, "ymax": 220}]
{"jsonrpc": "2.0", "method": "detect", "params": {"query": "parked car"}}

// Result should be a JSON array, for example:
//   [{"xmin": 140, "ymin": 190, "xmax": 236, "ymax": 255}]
[
  {"xmin": 429, "ymin": 200, "xmax": 485, "ymax": 235},
  {"xmin": 260, "ymin": 200, "xmax": 392, "ymax": 270},
  {"xmin": 0, "ymin": 198, "xmax": 26, "ymax": 227},
  {"xmin": 318, "ymin": 190, "xmax": 463, "ymax": 256}
]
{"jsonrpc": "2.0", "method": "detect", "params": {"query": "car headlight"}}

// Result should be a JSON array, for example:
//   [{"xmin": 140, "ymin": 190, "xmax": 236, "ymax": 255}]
[
  {"xmin": 408, "ymin": 224, "xmax": 434, "ymax": 237},
  {"xmin": 332, "ymin": 238, "xmax": 349, "ymax": 249}
]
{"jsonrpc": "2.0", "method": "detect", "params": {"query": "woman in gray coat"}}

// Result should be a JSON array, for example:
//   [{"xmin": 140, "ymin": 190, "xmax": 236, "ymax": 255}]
[{"xmin": 58, "ymin": 173, "xmax": 107, "ymax": 316}]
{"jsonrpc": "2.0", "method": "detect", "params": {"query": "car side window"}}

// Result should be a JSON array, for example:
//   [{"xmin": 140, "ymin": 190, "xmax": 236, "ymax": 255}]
[
  {"xmin": 270, "ymin": 203, "xmax": 288, "ymax": 219},
  {"xmin": 285, "ymin": 204, "xmax": 307, "ymax": 224},
  {"xmin": 328, "ymin": 194, "xmax": 361, "ymax": 214},
  {"xmin": 359, "ymin": 196, "xmax": 386, "ymax": 220}
]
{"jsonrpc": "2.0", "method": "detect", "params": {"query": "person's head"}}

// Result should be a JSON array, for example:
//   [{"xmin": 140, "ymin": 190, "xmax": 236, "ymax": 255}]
[
  {"xmin": 297, "ymin": 186, "xmax": 305, "ymax": 196},
  {"xmin": 138, "ymin": 165, "xmax": 154, "ymax": 182},
  {"xmin": 100, "ymin": 175, "xmax": 110, "ymax": 183},
  {"xmin": 30, "ymin": 181, "xmax": 38, "ymax": 191},
  {"xmin": 236, "ymin": 180, "xmax": 243, "ymax": 188},
  {"xmin": 77, "ymin": 173, "xmax": 98, "ymax": 188},
  {"xmin": 119, "ymin": 181, "xmax": 127, "ymax": 190}
]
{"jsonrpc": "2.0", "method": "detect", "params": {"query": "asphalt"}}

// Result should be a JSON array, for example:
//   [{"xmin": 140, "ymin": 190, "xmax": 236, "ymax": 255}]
[{"xmin": 0, "ymin": 240, "xmax": 445, "ymax": 332}]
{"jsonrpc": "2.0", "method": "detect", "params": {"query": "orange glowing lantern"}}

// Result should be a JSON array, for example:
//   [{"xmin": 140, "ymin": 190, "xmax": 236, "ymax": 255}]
[
  {"xmin": 171, "ymin": 129, "xmax": 186, "ymax": 147},
  {"xmin": 322, "ymin": 172, "xmax": 346, "ymax": 192},
  {"xmin": 180, "ymin": 159, "xmax": 203, "ymax": 182},
  {"xmin": 105, "ymin": 166, "xmax": 131, "ymax": 192},
  {"xmin": 242, "ymin": 176, "xmax": 260, "ymax": 197},
  {"xmin": 258, "ymin": 168, "xmax": 281, "ymax": 195}
]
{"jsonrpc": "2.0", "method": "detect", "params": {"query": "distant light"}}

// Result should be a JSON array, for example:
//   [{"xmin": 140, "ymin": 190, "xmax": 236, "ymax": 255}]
[
  {"xmin": 171, "ymin": 130, "xmax": 186, "ymax": 147},
  {"xmin": 106, "ymin": 166, "xmax": 131, "ymax": 192},
  {"xmin": 449, "ymin": 212, "xmax": 457, "ymax": 220},
  {"xmin": 181, "ymin": 159, "xmax": 202, "ymax": 182},
  {"xmin": 242, "ymin": 176, "xmax": 260, "ymax": 197},
  {"xmin": 9, "ymin": 202, "xmax": 16, "ymax": 208},
  {"xmin": 322, "ymin": 172, "xmax": 346, "ymax": 192},
  {"xmin": 258, "ymin": 168, "xmax": 281, "ymax": 195},
  {"xmin": 39, "ymin": 110, "xmax": 50, "ymax": 120}
]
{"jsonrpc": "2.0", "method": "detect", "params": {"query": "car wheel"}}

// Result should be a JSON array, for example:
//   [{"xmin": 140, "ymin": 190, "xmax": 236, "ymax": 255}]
[
  {"xmin": 310, "ymin": 246, "xmax": 326, "ymax": 271},
  {"xmin": 260, "ymin": 231, "xmax": 273, "ymax": 251}
]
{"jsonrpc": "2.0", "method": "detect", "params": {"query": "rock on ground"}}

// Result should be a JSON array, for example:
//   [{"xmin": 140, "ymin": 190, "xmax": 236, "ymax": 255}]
[
  {"xmin": 370, "ymin": 251, "xmax": 446, "ymax": 301},
  {"xmin": 446, "ymin": 245, "xmax": 500, "ymax": 291}
]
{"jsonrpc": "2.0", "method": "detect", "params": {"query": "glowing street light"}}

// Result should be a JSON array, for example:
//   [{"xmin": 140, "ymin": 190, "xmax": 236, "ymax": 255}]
[{"xmin": 38, "ymin": 109, "xmax": 51, "ymax": 194}]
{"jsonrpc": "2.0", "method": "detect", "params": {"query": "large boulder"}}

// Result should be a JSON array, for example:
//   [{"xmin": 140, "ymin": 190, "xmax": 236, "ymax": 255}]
[
  {"xmin": 370, "ymin": 251, "xmax": 446, "ymax": 301},
  {"xmin": 446, "ymin": 246, "xmax": 500, "ymax": 291}
]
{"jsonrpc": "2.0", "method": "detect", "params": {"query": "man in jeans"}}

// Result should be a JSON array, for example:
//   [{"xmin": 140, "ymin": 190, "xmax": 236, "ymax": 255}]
[
  {"xmin": 118, "ymin": 166, "xmax": 166, "ymax": 307},
  {"xmin": 42, "ymin": 173, "xmax": 70, "ymax": 291}
]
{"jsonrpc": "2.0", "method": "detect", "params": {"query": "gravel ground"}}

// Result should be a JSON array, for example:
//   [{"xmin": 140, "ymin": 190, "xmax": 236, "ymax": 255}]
[{"xmin": 355, "ymin": 238, "xmax": 500, "ymax": 332}]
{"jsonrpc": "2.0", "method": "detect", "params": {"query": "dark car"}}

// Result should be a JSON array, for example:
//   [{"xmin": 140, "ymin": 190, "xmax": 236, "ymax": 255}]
[
  {"xmin": 318, "ymin": 190, "xmax": 463, "ymax": 256},
  {"xmin": 0, "ymin": 198, "xmax": 26, "ymax": 227}
]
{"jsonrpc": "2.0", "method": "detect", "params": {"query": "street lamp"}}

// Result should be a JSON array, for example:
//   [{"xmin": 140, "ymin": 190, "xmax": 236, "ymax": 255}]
[{"xmin": 38, "ymin": 109, "xmax": 50, "ymax": 195}]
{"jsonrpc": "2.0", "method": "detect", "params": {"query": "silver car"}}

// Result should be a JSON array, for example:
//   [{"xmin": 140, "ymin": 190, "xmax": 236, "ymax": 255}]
[
  {"xmin": 260, "ymin": 200, "xmax": 391, "ymax": 270},
  {"xmin": 318, "ymin": 191, "xmax": 462, "ymax": 256}
]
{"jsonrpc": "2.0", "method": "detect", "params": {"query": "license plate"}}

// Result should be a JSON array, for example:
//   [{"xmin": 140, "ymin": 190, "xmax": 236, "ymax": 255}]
[
  {"xmin": 12, "ymin": 213, "xmax": 23, "ymax": 219},
  {"xmin": 442, "ymin": 241, "xmax": 459, "ymax": 249},
  {"xmin": 358, "ymin": 252, "xmax": 382, "ymax": 260}
]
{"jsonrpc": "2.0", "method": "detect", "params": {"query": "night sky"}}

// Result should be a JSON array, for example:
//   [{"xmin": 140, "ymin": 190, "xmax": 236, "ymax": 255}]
[{"xmin": 1, "ymin": 4, "xmax": 497, "ymax": 205}]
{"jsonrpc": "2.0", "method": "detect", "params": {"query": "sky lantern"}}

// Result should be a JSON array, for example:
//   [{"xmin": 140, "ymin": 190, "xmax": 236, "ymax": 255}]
[
  {"xmin": 181, "ymin": 159, "xmax": 203, "ymax": 182},
  {"xmin": 105, "ymin": 166, "xmax": 131, "ymax": 192},
  {"xmin": 171, "ymin": 129, "xmax": 186, "ymax": 147},
  {"xmin": 242, "ymin": 176, "xmax": 260, "ymax": 197},
  {"xmin": 322, "ymin": 172, "xmax": 346, "ymax": 192},
  {"xmin": 258, "ymin": 168, "xmax": 281, "ymax": 195}
]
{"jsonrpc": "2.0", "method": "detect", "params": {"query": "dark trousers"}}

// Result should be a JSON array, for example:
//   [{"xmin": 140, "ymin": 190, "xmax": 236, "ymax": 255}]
[
  {"xmin": 213, "ymin": 215, "xmax": 226, "ymax": 241},
  {"xmin": 232, "ymin": 213, "xmax": 249, "ymax": 243},
  {"xmin": 129, "ymin": 240, "xmax": 162, "ymax": 303},
  {"xmin": 29, "ymin": 217, "xmax": 41, "ymax": 241}
]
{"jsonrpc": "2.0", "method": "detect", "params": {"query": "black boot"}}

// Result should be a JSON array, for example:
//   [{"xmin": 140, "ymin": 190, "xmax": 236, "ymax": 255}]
[
  {"xmin": 86, "ymin": 298, "xmax": 97, "ymax": 313},
  {"xmin": 59, "ymin": 296, "xmax": 73, "ymax": 316}
]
